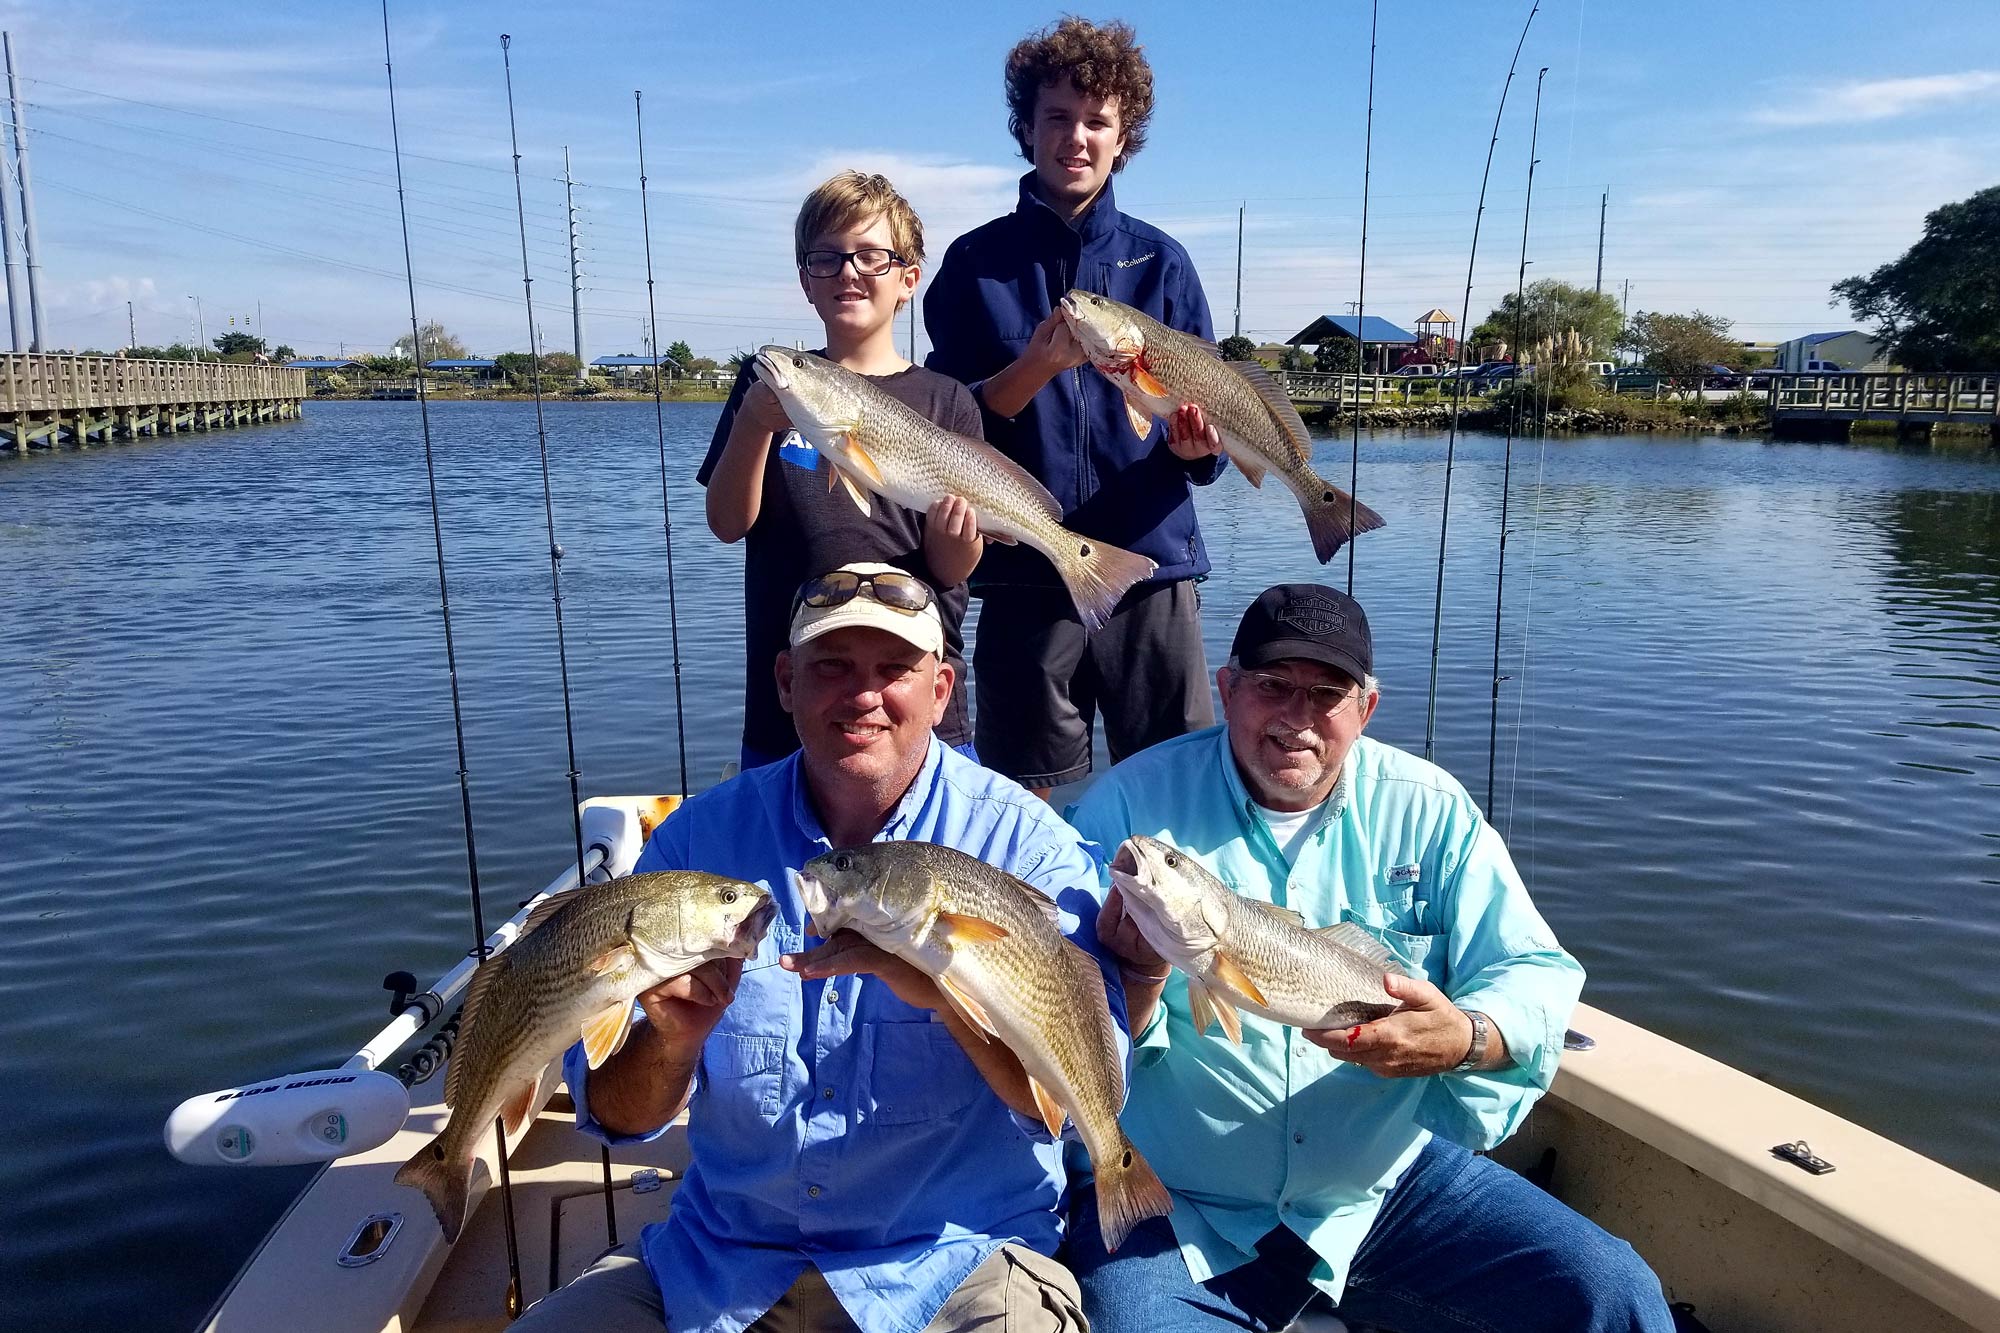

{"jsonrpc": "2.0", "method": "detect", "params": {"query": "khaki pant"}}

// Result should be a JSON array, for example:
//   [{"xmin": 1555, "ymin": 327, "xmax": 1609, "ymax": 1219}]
[{"xmin": 512, "ymin": 1239, "xmax": 1087, "ymax": 1333}]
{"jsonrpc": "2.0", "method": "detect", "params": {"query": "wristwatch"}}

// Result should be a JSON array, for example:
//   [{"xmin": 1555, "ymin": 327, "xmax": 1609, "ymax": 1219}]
[{"xmin": 1451, "ymin": 1009, "xmax": 1490, "ymax": 1073}]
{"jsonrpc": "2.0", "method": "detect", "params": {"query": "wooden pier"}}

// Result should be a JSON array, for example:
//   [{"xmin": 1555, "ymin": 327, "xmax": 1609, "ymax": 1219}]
[
  {"xmin": 1279, "ymin": 371, "xmax": 1421, "ymax": 408},
  {"xmin": 1770, "ymin": 372, "xmax": 2000, "ymax": 442},
  {"xmin": 2, "ymin": 353, "xmax": 307, "ymax": 452}
]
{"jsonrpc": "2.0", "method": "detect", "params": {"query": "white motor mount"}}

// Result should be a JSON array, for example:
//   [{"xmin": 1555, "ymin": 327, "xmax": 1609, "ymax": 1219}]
[{"xmin": 165, "ymin": 1068, "xmax": 410, "ymax": 1167}]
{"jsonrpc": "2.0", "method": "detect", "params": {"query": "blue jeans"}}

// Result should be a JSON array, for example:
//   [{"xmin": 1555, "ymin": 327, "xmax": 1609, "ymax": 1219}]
[{"xmin": 1068, "ymin": 1136, "xmax": 1673, "ymax": 1333}]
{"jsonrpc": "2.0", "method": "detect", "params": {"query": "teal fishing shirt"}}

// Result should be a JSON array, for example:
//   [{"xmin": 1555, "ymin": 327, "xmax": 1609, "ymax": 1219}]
[{"xmin": 1065, "ymin": 726, "xmax": 1583, "ymax": 1301}]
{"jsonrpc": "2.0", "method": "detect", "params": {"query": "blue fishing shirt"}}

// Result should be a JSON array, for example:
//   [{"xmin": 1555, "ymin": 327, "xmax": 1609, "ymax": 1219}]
[
  {"xmin": 1065, "ymin": 726, "xmax": 1583, "ymax": 1301},
  {"xmin": 562, "ymin": 737, "xmax": 1126, "ymax": 1333}
]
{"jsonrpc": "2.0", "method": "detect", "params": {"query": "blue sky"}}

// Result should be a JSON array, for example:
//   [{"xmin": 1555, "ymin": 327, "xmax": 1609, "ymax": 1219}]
[{"xmin": 5, "ymin": 1, "xmax": 1997, "ymax": 361}]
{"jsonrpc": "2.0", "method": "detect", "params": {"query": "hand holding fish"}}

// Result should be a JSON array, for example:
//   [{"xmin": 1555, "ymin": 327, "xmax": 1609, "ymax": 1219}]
[
  {"xmin": 1303, "ymin": 972, "xmax": 1493, "ymax": 1078},
  {"xmin": 782, "ymin": 930, "xmax": 949, "ymax": 1015},
  {"xmin": 1162, "ymin": 403, "xmax": 1223, "ymax": 461},
  {"xmin": 1025, "ymin": 309, "xmax": 1090, "ymax": 376},
  {"xmin": 740, "ymin": 379, "xmax": 792, "ymax": 436},
  {"xmin": 636, "ymin": 956, "xmax": 745, "ymax": 1050},
  {"xmin": 925, "ymin": 495, "xmax": 985, "ymax": 585}
]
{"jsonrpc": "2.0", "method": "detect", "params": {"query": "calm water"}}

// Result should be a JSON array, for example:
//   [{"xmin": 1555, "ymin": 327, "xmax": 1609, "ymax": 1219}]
[{"xmin": 4, "ymin": 402, "xmax": 1997, "ymax": 1328}]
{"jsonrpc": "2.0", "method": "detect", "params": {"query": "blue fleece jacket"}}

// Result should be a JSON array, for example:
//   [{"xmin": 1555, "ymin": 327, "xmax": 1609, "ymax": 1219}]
[{"xmin": 925, "ymin": 173, "xmax": 1225, "ymax": 591}]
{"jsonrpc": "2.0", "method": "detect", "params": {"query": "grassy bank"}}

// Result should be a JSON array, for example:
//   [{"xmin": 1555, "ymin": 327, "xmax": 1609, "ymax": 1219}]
[
  {"xmin": 313, "ymin": 383, "xmax": 731, "ymax": 404},
  {"xmin": 1309, "ymin": 384, "xmax": 1771, "ymax": 435}
]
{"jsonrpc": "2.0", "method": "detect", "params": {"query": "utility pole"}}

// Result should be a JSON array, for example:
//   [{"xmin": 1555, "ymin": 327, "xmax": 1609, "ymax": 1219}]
[
  {"xmin": 1233, "ymin": 203, "xmax": 1244, "ymax": 338},
  {"xmin": 4, "ymin": 32, "xmax": 45, "ymax": 351},
  {"xmin": 126, "ymin": 300, "xmax": 135, "ymax": 351},
  {"xmin": 563, "ymin": 147, "xmax": 587, "ymax": 385},
  {"xmin": 195, "ymin": 295, "xmax": 206, "ymax": 356},
  {"xmin": 0, "ymin": 126, "xmax": 22, "ymax": 352},
  {"xmin": 1594, "ymin": 188, "xmax": 1607, "ymax": 294}
]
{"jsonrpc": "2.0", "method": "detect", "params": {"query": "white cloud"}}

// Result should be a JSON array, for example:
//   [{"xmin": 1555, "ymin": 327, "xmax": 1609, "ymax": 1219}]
[{"xmin": 1754, "ymin": 70, "xmax": 2000, "ymax": 127}]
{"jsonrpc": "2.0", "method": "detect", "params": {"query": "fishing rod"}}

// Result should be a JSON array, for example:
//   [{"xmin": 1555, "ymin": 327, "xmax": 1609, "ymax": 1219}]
[
  {"xmin": 634, "ymin": 90, "xmax": 691, "ymax": 797},
  {"xmin": 1487, "ymin": 66, "xmax": 1548, "ymax": 816},
  {"xmin": 1423, "ymin": 0, "xmax": 1540, "ymax": 765},
  {"xmin": 1345, "ymin": 0, "xmax": 1379, "ymax": 597}
]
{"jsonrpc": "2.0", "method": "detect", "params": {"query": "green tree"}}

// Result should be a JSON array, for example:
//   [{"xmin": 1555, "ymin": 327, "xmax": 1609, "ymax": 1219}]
[
  {"xmin": 212, "ymin": 331, "xmax": 266, "ymax": 356},
  {"xmin": 1833, "ymin": 184, "xmax": 2000, "ymax": 371},
  {"xmin": 494, "ymin": 350, "xmax": 580, "ymax": 385},
  {"xmin": 1281, "ymin": 344, "xmax": 1315, "ymax": 372},
  {"xmin": 664, "ymin": 339, "xmax": 695, "ymax": 369},
  {"xmin": 273, "ymin": 344, "xmax": 297, "ymax": 362},
  {"xmin": 363, "ymin": 354, "xmax": 415, "ymax": 376},
  {"xmin": 1314, "ymin": 336, "xmax": 1359, "ymax": 373},
  {"xmin": 689, "ymin": 355, "xmax": 719, "ymax": 375},
  {"xmin": 1217, "ymin": 334, "xmax": 1257, "ymax": 362},
  {"xmin": 1472, "ymin": 280, "xmax": 1622, "ymax": 357},
  {"xmin": 395, "ymin": 320, "xmax": 470, "ymax": 366},
  {"xmin": 129, "ymin": 343, "xmax": 201, "ymax": 361},
  {"xmin": 1616, "ymin": 310, "xmax": 1738, "ymax": 394}
]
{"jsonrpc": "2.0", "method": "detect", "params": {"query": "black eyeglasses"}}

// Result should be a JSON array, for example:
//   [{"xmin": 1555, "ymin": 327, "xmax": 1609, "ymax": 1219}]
[
  {"xmin": 796, "ymin": 569, "xmax": 935, "ymax": 616},
  {"xmin": 799, "ymin": 248, "xmax": 909, "ymax": 279}
]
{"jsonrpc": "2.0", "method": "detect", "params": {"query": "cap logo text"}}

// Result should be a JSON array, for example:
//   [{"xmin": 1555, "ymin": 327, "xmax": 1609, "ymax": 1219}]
[{"xmin": 1278, "ymin": 597, "xmax": 1344, "ymax": 637}]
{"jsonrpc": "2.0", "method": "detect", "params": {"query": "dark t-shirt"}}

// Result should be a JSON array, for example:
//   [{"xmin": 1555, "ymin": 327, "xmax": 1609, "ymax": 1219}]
[{"xmin": 697, "ymin": 356, "xmax": 982, "ymax": 758}]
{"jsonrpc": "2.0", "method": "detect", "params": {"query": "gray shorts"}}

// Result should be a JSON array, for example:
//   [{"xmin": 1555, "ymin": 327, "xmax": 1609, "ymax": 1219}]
[
  {"xmin": 972, "ymin": 579, "xmax": 1215, "ymax": 787},
  {"xmin": 511, "ymin": 1239, "xmax": 1086, "ymax": 1332}
]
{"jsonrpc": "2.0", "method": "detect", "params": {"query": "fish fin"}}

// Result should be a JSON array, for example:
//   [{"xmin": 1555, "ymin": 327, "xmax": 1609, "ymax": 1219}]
[
  {"xmin": 934, "ymin": 910, "xmax": 1010, "ymax": 944},
  {"xmin": 1125, "ymin": 399, "xmax": 1154, "ymax": 439},
  {"xmin": 1185, "ymin": 978, "xmax": 1219, "ymax": 1037},
  {"xmin": 1248, "ymin": 899, "xmax": 1308, "ymax": 927},
  {"xmin": 516, "ymin": 894, "xmax": 571, "ymax": 940},
  {"xmin": 589, "ymin": 943, "xmax": 636, "ymax": 975},
  {"xmin": 499, "ymin": 1073, "xmax": 542, "ymax": 1136},
  {"xmin": 1323, "ymin": 921, "xmax": 1411, "ymax": 976},
  {"xmin": 1228, "ymin": 360, "xmax": 1316, "ymax": 463},
  {"xmin": 1028, "ymin": 1076, "xmax": 1068, "ymax": 1139},
  {"xmin": 1093, "ymin": 1138, "xmax": 1174, "ymax": 1253},
  {"xmin": 1300, "ymin": 481, "xmax": 1386, "ymax": 565},
  {"xmin": 1187, "ymin": 977, "xmax": 1245, "ymax": 1046},
  {"xmin": 395, "ymin": 1137, "xmax": 473, "ymax": 1244},
  {"xmin": 444, "ymin": 955, "xmax": 512, "ymax": 1108},
  {"xmin": 1049, "ymin": 536, "xmax": 1156, "ymax": 634},
  {"xmin": 935, "ymin": 972, "xmax": 1000, "ymax": 1041},
  {"xmin": 836, "ymin": 466, "xmax": 872, "ymax": 516},
  {"xmin": 1208, "ymin": 986, "xmax": 1245, "ymax": 1045},
  {"xmin": 840, "ymin": 435, "xmax": 887, "ymax": 488},
  {"xmin": 580, "ymin": 999, "xmax": 637, "ymax": 1070},
  {"xmin": 1131, "ymin": 363, "xmax": 1169, "ymax": 398},
  {"xmin": 826, "ymin": 458, "xmax": 840, "ymax": 492},
  {"xmin": 983, "ymin": 530, "xmax": 1018, "ymax": 545},
  {"xmin": 1211, "ymin": 950, "xmax": 1270, "ymax": 1008},
  {"xmin": 1236, "ymin": 455, "xmax": 1267, "ymax": 488}
]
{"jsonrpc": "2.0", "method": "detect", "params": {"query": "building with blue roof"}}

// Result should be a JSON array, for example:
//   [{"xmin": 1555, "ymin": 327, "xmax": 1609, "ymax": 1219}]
[{"xmin": 1287, "ymin": 314, "xmax": 1422, "ymax": 372}]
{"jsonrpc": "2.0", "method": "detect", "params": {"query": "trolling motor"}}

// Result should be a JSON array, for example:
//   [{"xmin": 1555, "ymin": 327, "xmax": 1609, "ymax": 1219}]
[{"xmin": 163, "ymin": 796, "xmax": 671, "ymax": 1167}]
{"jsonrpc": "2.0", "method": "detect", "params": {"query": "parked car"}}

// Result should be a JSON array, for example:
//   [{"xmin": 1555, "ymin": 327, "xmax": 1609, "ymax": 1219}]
[{"xmin": 1390, "ymin": 364, "xmax": 1441, "ymax": 378}]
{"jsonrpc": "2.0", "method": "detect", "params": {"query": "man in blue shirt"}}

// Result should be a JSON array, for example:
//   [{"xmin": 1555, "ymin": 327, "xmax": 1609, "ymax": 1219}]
[
  {"xmin": 925, "ymin": 17, "xmax": 1227, "ymax": 798},
  {"xmin": 1065, "ymin": 583, "xmax": 1674, "ymax": 1332},
  {"xmin": 514, "ymin": 562, "xmax": 1118, "ymax": 1333}
]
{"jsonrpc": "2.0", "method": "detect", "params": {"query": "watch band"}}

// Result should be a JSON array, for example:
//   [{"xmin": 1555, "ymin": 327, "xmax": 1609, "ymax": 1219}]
[{"xmin": 1452, "ymin": 1009, "xmax": 1489, "ymax": 1073}]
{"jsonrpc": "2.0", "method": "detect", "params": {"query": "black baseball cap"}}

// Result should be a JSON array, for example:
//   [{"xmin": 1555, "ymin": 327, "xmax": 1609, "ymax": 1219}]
[{"xmin": 1229, "ymin": 584, "xmax": 1372, "ymax": 684}]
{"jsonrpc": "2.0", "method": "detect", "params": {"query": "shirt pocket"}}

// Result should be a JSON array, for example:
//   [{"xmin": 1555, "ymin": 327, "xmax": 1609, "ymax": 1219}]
[
  {"xmin": 705, "ymin": 1032, "xmax": 786, "ymax": 1118},
  {"xmin": 1340, "ymin": 898, "xmax": 1446, "ymax": 983},
  {"xmin": 862, "ymin": 1021, "xmax": 985, "ymax": 1126}
]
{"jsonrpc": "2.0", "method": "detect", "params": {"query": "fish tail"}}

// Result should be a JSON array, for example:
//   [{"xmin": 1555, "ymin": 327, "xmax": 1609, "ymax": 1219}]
[
  {"xmin": 1301, "ymin": 477, "xmax": 1387, "ymax": 564},
  {"xmin": 1093, "ymin": 1136, "xmax": 1174, "ymax": 1253},
  {"xmin": 394, "ymin": 1135, "xmax": 472, "ymax": 1244},
  {"xmin": 1048, "ymin": 535, "xmax": 1157, "ymax": 633}
]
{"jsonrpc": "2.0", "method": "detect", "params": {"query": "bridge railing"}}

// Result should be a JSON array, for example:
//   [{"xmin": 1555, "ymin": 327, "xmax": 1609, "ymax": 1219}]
[
  {"xmin": 0, "ymin": 354, "xmax": 308, "ymax": 413},
  {"xmin": 1276, "ymin": 372, "xmax": 1419, "ymax": 406},
  {"xmin": 1771, "ymin": 373, "xmax": 2000, "ymax": 418}
]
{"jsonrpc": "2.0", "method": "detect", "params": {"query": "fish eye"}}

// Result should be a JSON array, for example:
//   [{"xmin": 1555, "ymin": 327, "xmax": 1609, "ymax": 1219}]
[
  {"xmin": 834, "ymin": 853, "xmax": 853, "ymax": 872},
  {"xmin": 720, "ymin": 888, "xmax": 738, "ymax": 904},
  {"xmin": 1164, "ymin": 853, "xmax": 1180, "ymax": 869}
]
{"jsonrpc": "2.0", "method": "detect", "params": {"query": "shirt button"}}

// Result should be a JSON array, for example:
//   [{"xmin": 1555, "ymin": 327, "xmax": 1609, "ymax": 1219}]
[
  {"xmin": 822, "ymin": 1087, "xmax": 835, "ymax": 1099},
  {"xmin": 808, "ymin": 1185, "xmax": 822, "ymax": 1198},
  {"xmin": 1293, "ymin": 1132, "xmax": 1306, "ymax": 1145},
  {"xmin": 825, "ymin": 990, "xmax": 839, "ymax": 1004}
]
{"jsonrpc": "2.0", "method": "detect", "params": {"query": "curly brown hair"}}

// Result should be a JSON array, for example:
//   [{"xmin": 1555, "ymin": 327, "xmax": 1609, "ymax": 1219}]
[{"xmin": 1004, "ymin": 17, "xmax": 1155, "ymax": 173}]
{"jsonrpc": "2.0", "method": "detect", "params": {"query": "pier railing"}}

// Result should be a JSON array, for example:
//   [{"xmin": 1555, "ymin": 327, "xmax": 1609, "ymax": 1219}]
[
  {"xmin": 1278, "ymin": 372, "xmax": 1421, "ymax": 406},
  {"xmin": 0, "ymin": 353, "xmax": 306, "ymax": 412},
  {"xmin": 1770, "ymin": 373, "xmax": 2000, "ymax": 422}
]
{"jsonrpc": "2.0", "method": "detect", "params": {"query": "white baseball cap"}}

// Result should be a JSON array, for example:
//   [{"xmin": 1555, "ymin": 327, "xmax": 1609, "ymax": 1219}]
[{"xmin": 788, "ymin": 562, "xmax": 944, "ymax": 658}]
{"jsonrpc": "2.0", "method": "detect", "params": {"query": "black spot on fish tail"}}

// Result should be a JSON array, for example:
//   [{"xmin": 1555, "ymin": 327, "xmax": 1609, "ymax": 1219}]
[{"xmin": 1121, "ymin": 1149, "xmax": 1133, "ymax": 1167}]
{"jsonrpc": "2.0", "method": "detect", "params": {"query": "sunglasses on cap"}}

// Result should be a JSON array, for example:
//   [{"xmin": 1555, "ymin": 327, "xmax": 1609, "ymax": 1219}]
[{"xmin": 795, "ymin": 569, "xmax": 936, "ymax": 616}]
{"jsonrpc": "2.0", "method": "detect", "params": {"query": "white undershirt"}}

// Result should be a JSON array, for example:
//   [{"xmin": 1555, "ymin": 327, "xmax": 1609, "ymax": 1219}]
[{"xmin": 1255, "ymin": 802, "xmax": 1319, "ymax": 864}]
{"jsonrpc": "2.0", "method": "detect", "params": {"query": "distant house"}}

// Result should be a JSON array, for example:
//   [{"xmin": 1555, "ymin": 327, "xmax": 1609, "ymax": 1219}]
[
  {"xmin": 425, "ymin": 358, "xmax": 502, "ymax": 382},
  {"xmin": 1286, "ymin": 314, "xmax": 1420, "ymax": 373},
  {"xmin": 1775, "ymin": 331, "xmax": 1888, "ymax": 373},
  {"xmin": 592, "ymin": 353, "xmax": 671, "ymax": 383}
]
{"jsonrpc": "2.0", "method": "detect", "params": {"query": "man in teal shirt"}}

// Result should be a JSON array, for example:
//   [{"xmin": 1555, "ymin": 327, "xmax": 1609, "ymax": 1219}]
[{"xmin": 1065, "ymin": 584, "xmax": 1672, "ymax": 1332}]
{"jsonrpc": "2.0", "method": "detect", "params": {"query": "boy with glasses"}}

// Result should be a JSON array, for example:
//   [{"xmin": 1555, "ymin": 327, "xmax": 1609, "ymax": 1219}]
[{"xmin": 702, "ymin": 171, "xmax": 986, "ymax": 771}]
